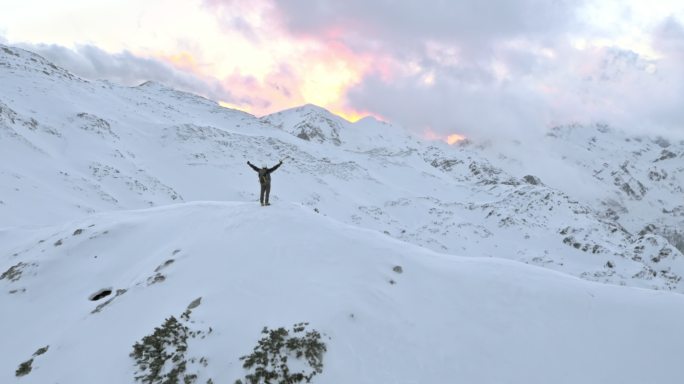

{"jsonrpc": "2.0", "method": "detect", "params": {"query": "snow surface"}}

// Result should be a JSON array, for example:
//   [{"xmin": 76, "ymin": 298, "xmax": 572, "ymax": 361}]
[
  {"xmin": 2, "ymin": 43, "xmax": 684, "ymax": 383},
  {"xmin": 3, "ymin": 202, "xmax": 684, "ymax": 384}
]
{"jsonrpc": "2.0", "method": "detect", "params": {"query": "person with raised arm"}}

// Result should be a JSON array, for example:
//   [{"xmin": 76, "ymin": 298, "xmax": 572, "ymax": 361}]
[{"xmin": 247, "ymin": 160, "xmax": 283, "ymax": 206}]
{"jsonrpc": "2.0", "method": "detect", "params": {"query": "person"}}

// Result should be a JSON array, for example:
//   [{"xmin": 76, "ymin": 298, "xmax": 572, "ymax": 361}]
[{"xmin": 247, "ymin": 160, "xmax": 283, "ymax": 206}]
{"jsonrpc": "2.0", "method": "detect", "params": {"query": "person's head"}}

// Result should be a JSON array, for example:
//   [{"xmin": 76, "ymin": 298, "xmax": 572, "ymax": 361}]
[{"xmin": 262, "ymin": 164, "xmax": 267, "ymax": 170}]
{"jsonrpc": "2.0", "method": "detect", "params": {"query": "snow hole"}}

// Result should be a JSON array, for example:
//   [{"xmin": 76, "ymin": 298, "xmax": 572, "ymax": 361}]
[{"xmin": 89, "ymin": 288, "xmax": 113, "ymax": 301}]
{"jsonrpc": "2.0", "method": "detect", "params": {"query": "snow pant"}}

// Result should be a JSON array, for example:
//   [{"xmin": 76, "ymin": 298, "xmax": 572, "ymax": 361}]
[{"xmin": 260, "ymin": 183, "xmax": 271, "ymax": 205}]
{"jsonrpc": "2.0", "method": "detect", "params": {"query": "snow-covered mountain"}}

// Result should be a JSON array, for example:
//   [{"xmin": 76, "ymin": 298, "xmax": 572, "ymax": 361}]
[
  {"xmin": 260, "ymin": 104, "xmax": 345, "ymax": 145},
  {"xmin": 2, "ymin": 44, "xmax": 684, "ymax": 383},
  {"xmin": 483, "ymin": 123, "xmax": 684, "ymax": 244}
]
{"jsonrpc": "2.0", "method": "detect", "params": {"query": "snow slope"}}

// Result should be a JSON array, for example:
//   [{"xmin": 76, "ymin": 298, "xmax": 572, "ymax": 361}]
[
  {"xmin": 482, "ymin": 123, "xmax": 684, "ymax": 251},
  {"xmin": 3, "ymin": 202, "xmax": 684, "ymax": 384}
]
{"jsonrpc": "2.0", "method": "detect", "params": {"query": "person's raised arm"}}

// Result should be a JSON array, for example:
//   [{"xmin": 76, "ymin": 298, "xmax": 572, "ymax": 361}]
[
  {"xmin": 247, "ymin": 161, "xmax": 260, "ymax": 172},
  {"xmin": 268, "ymin": 160, "xmax": 283, "ymax": 173}
]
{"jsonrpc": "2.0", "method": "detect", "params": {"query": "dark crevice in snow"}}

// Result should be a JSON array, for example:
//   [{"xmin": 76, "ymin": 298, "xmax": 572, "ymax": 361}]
[{"xmin": 89, "ymin": 288, "xmax": 112, "ymax": 301}]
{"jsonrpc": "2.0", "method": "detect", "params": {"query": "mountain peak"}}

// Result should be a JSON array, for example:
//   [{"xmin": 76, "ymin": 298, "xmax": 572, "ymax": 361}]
[
  {"xmin": 268, "ymin": 103, "xmax": 341, "ymax": 120},
  {"xmin": 298, "ymin": 103, "xmax": 332, "ymax": 113},
  {"xmin": 260, "ymin": 103, "xmax": 346, "ymax": 145}
]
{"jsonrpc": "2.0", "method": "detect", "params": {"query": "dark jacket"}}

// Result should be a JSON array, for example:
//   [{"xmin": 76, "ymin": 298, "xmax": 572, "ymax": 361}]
[{"xmin": 248, "ymin": 161, "xmax": 282, "ymax": 185}]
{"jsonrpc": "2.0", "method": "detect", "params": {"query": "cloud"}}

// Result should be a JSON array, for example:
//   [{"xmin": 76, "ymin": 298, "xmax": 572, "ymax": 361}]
[
  {"xmin": 13, "ymin": 42, "xmax": 280, "ymax": 111},
  {"xmin": 256, "ymin": 0, "xmax": 684, "ymax": 140},
  {"xmin": 21, "ymin": 43, "xmax": 221, "ymax": 95},
  {"xmin": 348, "ymin": 40, "xmax": 684, "ymax": 141},
  {"xmin": 347, "ymin": 63, "xmax": 550, "ymax": 142},
  {"xmin": 654, "ymin": 16, "xmax": 684, "ymax": 59},
  {"xmin": 248, "ymin": 0, "xmax": 577, "ymax": 138},
  {"xmin": 201, "ymin": 0, "xmax": 274, "ymax": 43},
  {"xmin": 269, "ymin": 0, "xmax": 582, "ymax": 57}
]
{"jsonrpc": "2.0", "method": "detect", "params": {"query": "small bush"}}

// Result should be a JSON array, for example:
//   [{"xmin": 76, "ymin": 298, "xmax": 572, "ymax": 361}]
[
  {"xmin": 33, "ymin": 345, "xmax": 49, "ymax": 356},
  {"xmin": 1, "ymin": 262, "xmax": 27, "ymax": 282},
  {"xmin": 130, "ymin": 315, "xmax": 195, "ymax": 384},
  {"xmin": 15, "ymin": 359, "xmax": 33, "ymax": 377},
  {"xmin": 15, "ymin": 345, "xmax": 49, "ymax": 377},
  {"xmin": 236, "ymin": 322, "xmax": 327, "ymax": 384}
]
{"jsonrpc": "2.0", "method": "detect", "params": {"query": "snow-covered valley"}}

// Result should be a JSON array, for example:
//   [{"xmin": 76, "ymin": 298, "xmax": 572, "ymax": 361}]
[{"xmin": 2, "ymin": 44, "xmax": 684, "ymax": 383}]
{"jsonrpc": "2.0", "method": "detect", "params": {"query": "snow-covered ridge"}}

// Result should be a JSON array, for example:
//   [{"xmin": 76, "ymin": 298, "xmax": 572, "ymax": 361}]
[{"xmin": 3, "ymin": 202, "xmax": 684, "ymax": 383}]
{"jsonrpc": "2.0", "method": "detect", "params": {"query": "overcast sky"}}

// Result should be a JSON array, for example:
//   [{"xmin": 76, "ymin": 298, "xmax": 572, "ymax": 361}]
[{"xmin": 1, "ymin": 0, "xmax": 683, "ymax": 140}]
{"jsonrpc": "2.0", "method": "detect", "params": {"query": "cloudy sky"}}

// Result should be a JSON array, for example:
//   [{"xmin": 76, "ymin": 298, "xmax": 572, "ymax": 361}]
[{"xmin": 1, "ymin": 0, "xmax": 684, "ymax": 140}]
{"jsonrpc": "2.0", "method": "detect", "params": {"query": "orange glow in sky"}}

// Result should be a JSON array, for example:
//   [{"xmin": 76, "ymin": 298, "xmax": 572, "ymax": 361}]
[
  {"xmin": 160, "ymin": 52, "xmax": 204, "ymax": 73},
  {"xmin": 156, "ymin": 38, "xmax": 374, "ymax": 120},
  {"xmin": 335, "ymin": 109, "xmax": 370, "ymax": 123},
  {"xmin": 422, "ymin": 127, "xmax": 466, "ymax": 145},
  {"xmin": 446, "ymin": 133, "xmax": 467, "ymax": 144},
  {"xmin": 0, "ymin": 0, "xmax": 383, "ymax": 121}
]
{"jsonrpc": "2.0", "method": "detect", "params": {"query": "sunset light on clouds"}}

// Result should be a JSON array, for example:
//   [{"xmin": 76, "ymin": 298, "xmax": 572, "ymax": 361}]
[{"xmin": 2, "ymin": 0, "xmax": 684, "ymax": 141}]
